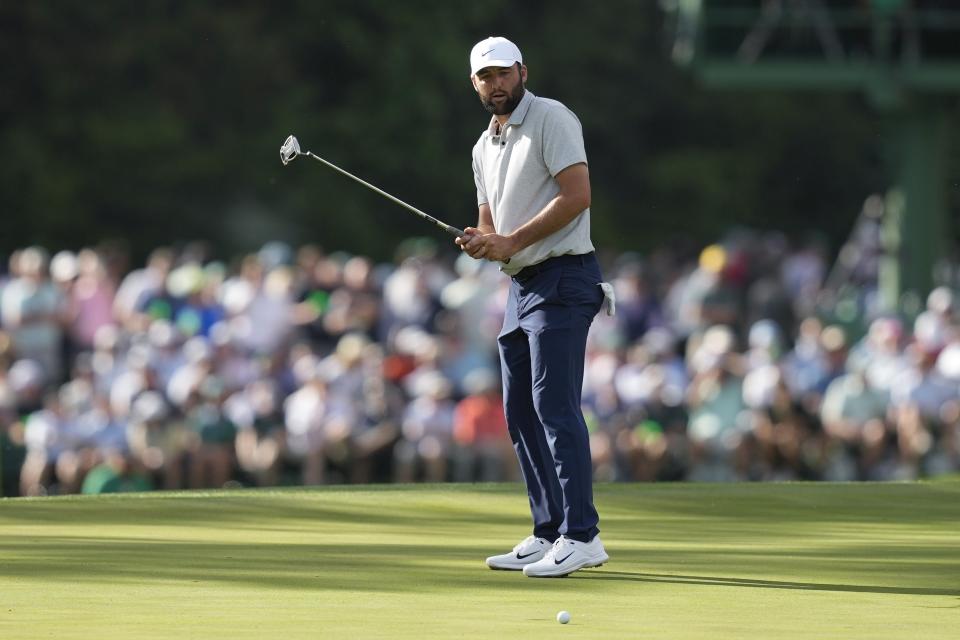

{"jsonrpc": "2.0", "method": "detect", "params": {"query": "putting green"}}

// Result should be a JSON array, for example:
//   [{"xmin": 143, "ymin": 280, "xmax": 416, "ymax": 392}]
[{"xmin": 1, "ymin": 482, "xmax": 958, "ymax": 639}]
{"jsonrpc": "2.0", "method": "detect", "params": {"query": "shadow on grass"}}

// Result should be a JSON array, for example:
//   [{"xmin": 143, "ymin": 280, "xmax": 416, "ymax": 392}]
[
  {"xmin": 4, "ymin": 483, "xmax": 960, "ymax": 529},
  {"xmin": 3, "ymin": 485, "xmax": 959, "ymax": 597},
  {"xmin": 0, "ymin": 536, "xmax": 502, "ymax": 593},
  {"xmin": 0, "ymin": 495, "xmax": 506, "ymax": 528},
  {"xmin": 599, "ymin": 481, "xmax": 960, "ymax": 525},
  {"xmin": 578, "ymin": 570, "xmax": 960, "ymax": 597},
  {"xmin": 3, "ymin": 535, "xmax": 958, "ymax": 598}
]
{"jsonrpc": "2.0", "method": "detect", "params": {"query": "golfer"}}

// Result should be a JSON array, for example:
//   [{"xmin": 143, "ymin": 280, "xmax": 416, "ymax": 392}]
[{"xmin": 457, "ymin": 36, "xmax": 611, "ymax": 578}]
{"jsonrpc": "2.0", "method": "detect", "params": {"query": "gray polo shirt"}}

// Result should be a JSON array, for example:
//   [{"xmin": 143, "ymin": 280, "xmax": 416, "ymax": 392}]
[{"xmin": 472, "ymin": 90, "xmax": 595, "ymax": 275}]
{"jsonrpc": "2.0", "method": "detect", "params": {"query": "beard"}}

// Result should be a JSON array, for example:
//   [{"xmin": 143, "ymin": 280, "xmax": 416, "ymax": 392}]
[{"xmin": 480, "ymin": 82, "xmax": 525, "ymax": 116}]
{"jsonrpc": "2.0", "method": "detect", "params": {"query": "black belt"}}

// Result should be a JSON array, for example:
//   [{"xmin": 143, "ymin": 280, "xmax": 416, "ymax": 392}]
[{"xmin": 512, "ymin": 252, "xmax": 594, "ymax": 282}]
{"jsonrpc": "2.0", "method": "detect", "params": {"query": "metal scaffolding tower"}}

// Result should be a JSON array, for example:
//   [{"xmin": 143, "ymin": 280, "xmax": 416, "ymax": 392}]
[{"xmin": 666, "ymin": 0, "xmax": 960, "ymax": 314}]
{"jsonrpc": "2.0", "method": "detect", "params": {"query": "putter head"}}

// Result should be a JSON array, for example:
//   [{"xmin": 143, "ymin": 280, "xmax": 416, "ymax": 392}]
[{"xmin": 280, "ymin": 135, "xmax": 301, "ymax": 165}]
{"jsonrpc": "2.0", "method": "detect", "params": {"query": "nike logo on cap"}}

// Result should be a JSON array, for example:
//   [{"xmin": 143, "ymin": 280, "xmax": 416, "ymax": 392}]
[{"xmin": 481, "ymin": 48, "xmax": 495, "ymax": 56}]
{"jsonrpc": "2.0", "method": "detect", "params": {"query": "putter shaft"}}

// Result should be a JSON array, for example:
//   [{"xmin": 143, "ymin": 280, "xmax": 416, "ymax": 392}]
[{"xmin": 302, "ymin": 150, "xmax": 465, "ymax": 238}]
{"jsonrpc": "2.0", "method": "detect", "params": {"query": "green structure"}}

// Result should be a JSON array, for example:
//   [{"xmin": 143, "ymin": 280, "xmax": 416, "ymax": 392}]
[{"xmin": 666, "ymin": 0, "xmax": 960, "ymax": 315}]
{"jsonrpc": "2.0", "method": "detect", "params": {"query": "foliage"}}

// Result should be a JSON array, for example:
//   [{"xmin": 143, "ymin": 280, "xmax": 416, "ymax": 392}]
[{"xmin": 0, "ymin": 1, "xmax": 895, "ymax": 262}]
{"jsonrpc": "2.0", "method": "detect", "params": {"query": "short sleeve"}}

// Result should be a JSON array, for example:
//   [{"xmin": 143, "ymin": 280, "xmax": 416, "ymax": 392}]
[
  {"xmin": 472, "ymin": 143, "xmax": 488, "ymax": 206},
  {"xmin": 541, "ymin": 105, "xmax": 588, "ymax": 177}
]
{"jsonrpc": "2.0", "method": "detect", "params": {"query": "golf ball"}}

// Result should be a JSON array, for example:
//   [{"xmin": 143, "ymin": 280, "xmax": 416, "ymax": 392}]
[{"xmin": 557, "ymin": 610, "xmax": 571, "ymax": 624}]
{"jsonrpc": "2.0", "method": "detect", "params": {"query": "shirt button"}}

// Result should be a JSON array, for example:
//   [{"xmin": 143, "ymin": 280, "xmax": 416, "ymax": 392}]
[{"xmin": 501, "ymin": 141, "xmax": 505, "ymax": 146}]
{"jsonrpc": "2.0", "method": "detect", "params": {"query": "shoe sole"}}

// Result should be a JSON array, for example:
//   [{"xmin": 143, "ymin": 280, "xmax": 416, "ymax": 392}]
[
  {"xmin": 486, "ymin": 558, "xmax": 543, "ymax": 571},
  {"xmin": 524, "ymin": 554, "xmax": 609, "ymax": 578}
]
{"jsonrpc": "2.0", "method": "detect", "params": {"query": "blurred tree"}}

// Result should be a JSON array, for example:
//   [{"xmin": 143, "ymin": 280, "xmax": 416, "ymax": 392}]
[{"xmin": 0, "ymin": 1, "xmax": 896, "ymax": 263}]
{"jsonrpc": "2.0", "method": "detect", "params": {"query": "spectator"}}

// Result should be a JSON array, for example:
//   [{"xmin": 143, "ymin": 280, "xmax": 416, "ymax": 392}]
[
  {"xmin": 0, "ymin": 371, "xmax": 27, "ymax": 496},
  {"xmin": 380, "ymin": 257, "xmax": 444, "ymax": 342},
  {"xmin": 820, "ymin": 352, "xmax": 890, "ymax": 480},
  {"xmin": 913, "ymin": 286, "xmax": 955, "ymax": 354},
  {"xmin": 888, "ymin": 342, "xmax": 958, "ymax": 478},
  {"xmin": 617, "ymin": 362, "xmax": 689, "ymax": 481},
  {"xmin": 81, "ymin": 449, "xmax": 153, "ymax": 494},
  {"xmin": 611, "ymin": 257, "xmax": 664, "ymax": 344},
  {"xmin": 847, "ymin": 317, "xmax": 905, "ymax": 394},
  {"xmin": 58, "ymin": 249, "xmax": 117, "ymax": 358},
  {"xmin": 781, "ymin": 235, "xmax": 827, "ymax": 319},
  {"xmin": 451, "ymin": 368, "xmax": 513, "ymax": 482},
  {"xmin": 292, "ymin": 252, "xmax": 343, "ymax": 352},
  {"xmin": 222, "ymin": 257, "xmax": 296, "ymax": 360},
  {"xmin": 20, "ymin": 386, "xmax": 63, "ymax": 496},
  {"xmin": 320, "ymin": 255, "xmax": 381, "ymax": 341},
  {"xmin": 126, "ymin": 390, "xmax": 184, "ymax": 489},
  {"xmin": 341, "ymin": 342, "xmax": 402, "ymax": 484},
  {"xmin": 168, "ymin": 261, "xmax": 225, "ymax": 339},
  {"xmin": 113, "ymin": 248, "xmax": 174, "ymax": 332},
  {"xmin": 2, "ymin": 235, "xmax": 957, "ymax": 494},
  {"xmin": 685, "ymin": 326, "xmax": 750, "ymax": 481},
  {"xmin": 440, "ymin": 254, "xmax": 500, "ymax": 360},
  {"xmin": 743, "ymin": 361, "xmax": 823, "ymax": 480},
  {"xmin": 395, "ymin": 370, "xmax": 455, "ymax": 483},
  {"xmin": 283, "ymin": 354, "xmax": 354, "ymax": 485},
  {"xmin": 1, "ymin": 248, "xmax": 66, "ymax": 381},
  {"xmin": 183, "ymin": 375, "xmax": 237, "ymax": 489},
  {"xmin": 228, "ymin": 378, "xmax": 285, "ymax": 487},
  {"xmin": 666, "ymin": 244, "xmax": 741, "ymax": 340},
  {"xmin": 53, "ymin": 375, "xmax": 109, "ymax": 494}
]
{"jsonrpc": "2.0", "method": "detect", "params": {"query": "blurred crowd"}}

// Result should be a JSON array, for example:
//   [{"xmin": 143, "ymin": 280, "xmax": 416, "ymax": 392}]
[{"xmin": 2, "ymin": 223, "xmax": 959, "ymax": 496}]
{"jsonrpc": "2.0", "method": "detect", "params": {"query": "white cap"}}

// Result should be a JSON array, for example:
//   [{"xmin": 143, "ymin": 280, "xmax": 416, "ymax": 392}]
[{"xmin": 470, "ymin": 36, "xmax": 522, "ymax": 76}]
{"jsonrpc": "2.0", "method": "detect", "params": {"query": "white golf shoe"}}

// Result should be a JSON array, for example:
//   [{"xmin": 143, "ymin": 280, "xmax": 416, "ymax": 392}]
[
  {"xmin": 522, "ymin": 535, "xmax": 608, "ymax": 578},
  {"xmin": 485, "ymin": 535, "xmax": 552, "ymax": 570}
]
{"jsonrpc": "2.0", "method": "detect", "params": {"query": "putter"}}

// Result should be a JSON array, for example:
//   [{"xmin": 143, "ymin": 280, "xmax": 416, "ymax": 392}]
[{"xmin": 280, "ymin": 135, "xmax": 466, "ymax": 239}]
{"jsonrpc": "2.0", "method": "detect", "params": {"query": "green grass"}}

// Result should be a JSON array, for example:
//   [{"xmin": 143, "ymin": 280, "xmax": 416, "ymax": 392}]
[{"xmin": 1, "ymin": 482, "xmax": 958, "ymax": 639}]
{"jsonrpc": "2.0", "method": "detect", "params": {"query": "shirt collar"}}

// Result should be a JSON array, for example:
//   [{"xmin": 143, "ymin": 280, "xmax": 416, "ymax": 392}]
[{"xmin": 486, "ymin": 89, "xmax": 536, "ymax": 135}]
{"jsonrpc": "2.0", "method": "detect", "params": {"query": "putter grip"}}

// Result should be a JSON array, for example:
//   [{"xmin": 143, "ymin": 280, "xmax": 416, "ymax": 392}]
[{"xmin": 448, "ymin": 226, "xmax": 510, "ymax": 264}]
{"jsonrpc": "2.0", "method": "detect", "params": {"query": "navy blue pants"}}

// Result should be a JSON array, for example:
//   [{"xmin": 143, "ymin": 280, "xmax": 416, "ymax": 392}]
[{"xmin": 498, "ymin": 252, "xmax": 604, "ymax": 543}]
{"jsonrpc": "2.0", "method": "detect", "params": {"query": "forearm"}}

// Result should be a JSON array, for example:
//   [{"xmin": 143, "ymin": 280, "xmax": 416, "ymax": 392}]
[
  {"xmin": 507, "ymin": 162, "xmax": 591, "ymax": 255},
  {"xmin": 459, "ymin": 164, "xmax": 589, "ymax": 262},
  {"xmin": 506, "ymin": 193, "xmax": 586, "ymax": 254}
]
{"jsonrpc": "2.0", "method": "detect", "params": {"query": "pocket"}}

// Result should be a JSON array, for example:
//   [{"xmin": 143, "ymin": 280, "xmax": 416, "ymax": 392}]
[
  {"xmin": 557, "ymin": 270, "xmax": 603, "ymax": 309},
  {"xmin": 516, "ymin": 267, "xmax": 562, "ymax": 317}
]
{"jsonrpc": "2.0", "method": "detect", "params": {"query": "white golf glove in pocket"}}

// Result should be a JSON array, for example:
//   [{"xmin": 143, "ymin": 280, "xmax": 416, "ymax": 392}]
[{"xmin": 599, "ymin": 282, "xmax": 616, "ymax": 316}]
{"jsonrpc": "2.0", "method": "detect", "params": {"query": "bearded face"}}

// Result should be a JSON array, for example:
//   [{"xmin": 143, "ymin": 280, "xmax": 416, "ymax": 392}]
[{"xmin": 473, "ymin": 64, "xmax": 526, "ymax": 116}]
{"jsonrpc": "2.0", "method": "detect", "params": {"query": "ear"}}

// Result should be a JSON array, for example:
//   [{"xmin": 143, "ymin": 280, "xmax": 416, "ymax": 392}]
[
  {"xmin": 470, "ymin": 74, "xmax": 479, "ymax": 92},
  {"xmin": 519, "ymin": 64, "xmax": 528, "ymax": 83}
]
